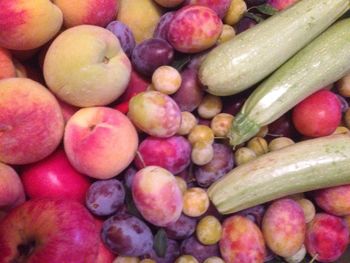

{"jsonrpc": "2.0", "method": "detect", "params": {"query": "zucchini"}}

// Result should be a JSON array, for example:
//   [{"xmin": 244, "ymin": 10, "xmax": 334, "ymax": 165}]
[
  {"xmin": 208, "ymin": 134, "xmax": 350, "ymax": 214},
  {"xmin": 228, "ymin": 18, "xmax": 350, "ymax": 146},
  {"xmin": 198, "ymin": 0, "xmax": 349, "ymax": 96}
]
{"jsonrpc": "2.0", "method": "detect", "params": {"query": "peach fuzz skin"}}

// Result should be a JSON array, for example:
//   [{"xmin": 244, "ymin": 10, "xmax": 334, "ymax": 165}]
[
  {"xmin": 0, "ymin": 48, "xmax": 16, "ymax": 79},
  {"xmin": 0, "ymin": 78, "xmax": 64, "ymax": 165},
  {"xmin": 64, "ymin": 107, "xmax": 138, "ymax": 179},
  {"xmin": 0, "ymin": 162, "xmax": 25, "ymax": 211},
  {"xmin": 52, "ymin": 0, "xmax": 118, "ymax": 28},
  {"xmin": 0, "ymin": 0, "xmax": 63, "ymax": 50},
  {"xmin": 44, "ymin": 25, "xmax": 131, "ymax": 107}
]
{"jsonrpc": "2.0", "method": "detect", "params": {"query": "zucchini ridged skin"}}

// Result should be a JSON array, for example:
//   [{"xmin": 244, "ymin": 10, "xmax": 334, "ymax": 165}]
[
  {"xmin": 198, "ymin": 0, "xmax": 349, "ymax": 96},
  {"xmin": 228, "ymin": 18, "xmax": 350, "ymax": 146},
  {"xmin": 208, "ymin": 134, "xmax": 350, "ymax": 214}
]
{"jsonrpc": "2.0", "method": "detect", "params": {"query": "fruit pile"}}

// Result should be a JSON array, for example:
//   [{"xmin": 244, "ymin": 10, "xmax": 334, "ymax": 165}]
[{"xmin": 0, "ymin": 0, "xmax": 350, "ymax": 262}]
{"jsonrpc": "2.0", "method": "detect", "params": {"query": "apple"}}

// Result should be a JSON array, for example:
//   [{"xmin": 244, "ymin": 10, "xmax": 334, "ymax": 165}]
[
  {"xmin": 44, "ymin": 25, "xmax": 132, "ymax": 107},
  {"xmin": 0, "ymin": 199, "xmax": 99, "ymax": 263},
  {"xmin": 0, "ymin": 162, "xmax": 25, "ymax": 211},
  {"xmin": 64, "ymin": 107, "xmax": 139, "ymax": 179},
  {"xmin": 20, "ymin": 148, "xmax": 92, "ymax": 204}
]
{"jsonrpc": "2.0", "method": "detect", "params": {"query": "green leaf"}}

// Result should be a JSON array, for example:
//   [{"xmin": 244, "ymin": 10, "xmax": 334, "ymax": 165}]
[
  {"xmin": 255, "ymin": 4, "xmax": 278, "ymax": 16},
  {"xmin": 244, "ymin": 12, "xmax": 265, "ymax": 23},
  {"xmin": 171, "ymin": 55, "xmax": 191, "ymax": 71},
  {"xmin": 153, "ymin": 229, "xmax": 168, "ymax": 258},
  {"xmin": 125, "ymin": 190, "xmax": 142, "ymax": 218},
  {"xmin": 248, "ymin": 4, "xmax": 278, "ymax": 16}
]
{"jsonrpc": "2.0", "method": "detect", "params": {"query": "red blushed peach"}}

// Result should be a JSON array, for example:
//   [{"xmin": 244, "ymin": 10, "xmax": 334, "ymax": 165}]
[
  {"xmin": 305, "ymin": 213, "xmax": 349, "ymax": 262},
  {"xmin": 220, "ymin": 215, "xmax": 266, "ymax": 263},
  {"xmin": 168, "ymin": 5, "xmax": 223, "ymax": 53},
  {"xmin": 184, "ymin": 0, "xmax": 231, "ymax": 18},
  {"xmin": 314, "ymin": 185, "xmax": 350, "ymax": 216},
  {"xmin": 0, "ymin": 162, "xmax": 25, "ymax": 211},
  {"xmin": 64, "ymin": 107, "xmax": 138, "ymax": 179},
  {"xmin": 132, "ymin": 166, "xmax": 183, "ymax": 227},
  {"xmin": 0, "ymin": 0, "xmax": 63, "ymax": 50},
  {"xmin": 267, "ymin": 0, "xmax": 299, "ymax": 11},
  {"xmin": 52, "ymin": 0, "xmax": 118, "ymax": 28},
  {"xmin": 44, "ymin": 25, "xmax": 131, "ymax": 107},
  {"xmin": 262, "ymin": 198, "xmax": 306, "ymax": 257},
  {"xmin": 0, "ymin": 78, "xmax": 64, "ymax": 165},
  {"xmin": 0, "ymin": 48, "xmax": 16, "ymax": 79}
]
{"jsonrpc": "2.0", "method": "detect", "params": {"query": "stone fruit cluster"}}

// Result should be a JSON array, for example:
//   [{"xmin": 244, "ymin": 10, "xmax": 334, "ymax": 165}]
[{"xmin": 0, "ymin": 0, "xmax": 350, "ymax": 263}]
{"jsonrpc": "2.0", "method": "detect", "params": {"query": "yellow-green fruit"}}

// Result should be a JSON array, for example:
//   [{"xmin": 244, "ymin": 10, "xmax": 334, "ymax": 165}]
[
  {"xmin": 196, "ymin": 215, "xmax": 222, "ymax": 245},
  {"xmin": 117, "ymin": 0, "xmax": 163, "ymax": 43}
]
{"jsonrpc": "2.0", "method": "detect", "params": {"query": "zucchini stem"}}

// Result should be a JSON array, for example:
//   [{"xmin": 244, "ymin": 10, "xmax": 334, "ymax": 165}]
[{"xmin": 227, "ymin": 112, "xmax": 260, "ymax": 146}]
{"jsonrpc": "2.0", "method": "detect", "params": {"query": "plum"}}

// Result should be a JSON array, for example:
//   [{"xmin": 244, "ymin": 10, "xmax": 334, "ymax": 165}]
[
  {"xmin": 305, "ymin": 213, "xmax": 349, "ymax": 262},
  {"xmin": 128, "ymin": 91, "xmax": 182, "ymax": 138},
  {"xmin": 314, "ymin": 184, "xmax": 350, "ymax": 216},
  {"xmin": 262, "ymin": 198, "xmax": 306, "ymax": 257},
  {"xmin": 168, "ymin": 5, "xmax": 223, "ymax": 53},
  {"xmin": 134, "ymin": 135, "xmax": 192, "ymax": 174},
  {"xmin": 132, "ymin": 166, "xmax": 183, "ymax": 226},
  {"xmin": 220, "ymin": 215, "xmax": 266, "ymax": 263}
]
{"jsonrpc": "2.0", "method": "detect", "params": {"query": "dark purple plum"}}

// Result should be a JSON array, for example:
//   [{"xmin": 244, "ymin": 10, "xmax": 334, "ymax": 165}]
[
  {"xmin": 194, "ymin": 143, "xmax": 234, "ymax": 188},
  {"xmin": 221, "ymin": 90, "xmax": 251, "ymax": 115},
  {"xmin": 85, "ymin": 179, "xmax": 125, "ymax": 216},
  {"xmin": 132, "ymin": 38, "xmax": 174, "ymax": 77},
  {"xmin": 123, "ymin": 166, "xmax": 138, "ymax": 189},
  {"xmin": 147, "ymin": 239, "xmax": 181, "ymax": 263},
  {"xmin": 235, "ymin": 16, "xmax": 258, "ymax": 34},
  {"xmin": 106, "ymin": 21, "xmax": 136, "ymax": 58},
  {"xmin": 153, "ymin": 12, "xmax": 175, "ymax": 41},
  {"xmin": 245, "ymin": 0, "xmax": 267, "ymax": 7},
  {"xmin": 101, "ymin": 213, "xmax": 153, "ymax": 256},
  {"xmin": 235, "ymin": 204, "xmax": 266, "ymax": 226},
  {"xmin": 180, "ymin": 235, "xmax": 220, "ymax": 262},
  {"xmin": 266, "ymin": 113, "xmax": 300, "ymax": 141},
  {"xmin": 337, "ymin": 94, "xmax": 349, "ymax": 113},
  {"xmin": 165, "ymin": 213, "xmax": 197, "ymax": 240},
  {"xmin": 171, "ymin": 68, "xmax": 204, "ymax": 112}
]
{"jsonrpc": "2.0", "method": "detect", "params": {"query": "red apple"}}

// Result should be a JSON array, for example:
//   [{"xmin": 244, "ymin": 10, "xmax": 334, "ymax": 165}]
[
  {"xmin": 20, "ymin": 148, "xmax": 91, "ymax": 204},
  {"xmin": 0, "ymin": 199, "xmax": 99, "ymax": 263}
]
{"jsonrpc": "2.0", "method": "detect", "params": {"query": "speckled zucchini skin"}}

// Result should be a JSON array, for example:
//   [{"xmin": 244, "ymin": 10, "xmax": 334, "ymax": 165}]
[
  {"xmin": 199, "ymin": 0, "xmax": 349, "ymax": 96},
  {"xmin": 208, "ymin": 134, "xmax": 350, "ymax": 214}
]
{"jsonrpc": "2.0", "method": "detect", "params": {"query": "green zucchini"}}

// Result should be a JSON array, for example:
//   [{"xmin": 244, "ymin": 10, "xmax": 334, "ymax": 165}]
[
  {"xmin": 198, "ymin": 0, "xmax": 349, "ymax": 96},
  {"xmin": 208, "ymin": 134, "xmax": 350, "ymax": 214},
  {"xmin": 228, "ymin": 18, "xmax": 350, "ymax": 146}
]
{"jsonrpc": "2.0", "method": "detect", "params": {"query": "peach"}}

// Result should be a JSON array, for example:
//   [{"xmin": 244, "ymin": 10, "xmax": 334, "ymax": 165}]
[
  {"xmin": 117, "ymin": 0, "xmax": 163, "ymax": 43},
  {"xmin": 0, "ymin": 162, "xmax": 25, "ymax": 211},
  {"xmin": 168, "ymin": 5, "xmax": 223, "ymax": 53},
  {"xmin": 0, "ymin": 78, "xmax": 64, "ymax": 165},
  {"xmin": 0, "ymin": 0, "xmax": 63, "ymax": 50},
  {"xmin": 305, "ymin": 213, "xmax": 349, "ymax": 262},
  {"xmin": 44, "ymin": 25, "xmax": 131, "ymax": 107},
  {"xmin": 262, "ymin": 199, "xmax": 306, "ymax": 257},
  {"xmin": 220, "ymin": 215, "xmax": 266, "ymax": 263},
  {"xmin": 314, "ymin": 185, "xmax": 350, "ymax": 216},
  {"xmin": 0, "ymin": 48, "xmax": 16, "ymax": 79},
  {"xmin": 132, "ymin": 166, "xmax": 183, "ymax": 226},
  {"xmin": 64, "ymin": 107, "xmax": 138, "ymax": 179},
  {"xmin": 52, "ymin": 0, "xmax": 118, "ymax": 28}
]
